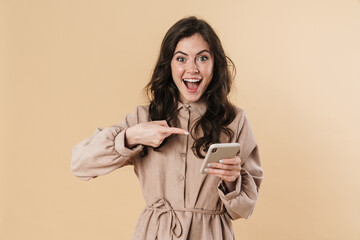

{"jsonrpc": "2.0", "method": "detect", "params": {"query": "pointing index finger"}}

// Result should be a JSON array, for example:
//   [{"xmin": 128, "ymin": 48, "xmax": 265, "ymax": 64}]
[{"xmin": 167, "ymin": 127, "xmax": 189, "ymax": 135}]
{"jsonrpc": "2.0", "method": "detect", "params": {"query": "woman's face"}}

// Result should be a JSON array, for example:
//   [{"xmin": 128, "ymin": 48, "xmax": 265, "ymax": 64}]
[{"xmin": 171, "ymin": 33, "xmax": 214, "ymax": 104}]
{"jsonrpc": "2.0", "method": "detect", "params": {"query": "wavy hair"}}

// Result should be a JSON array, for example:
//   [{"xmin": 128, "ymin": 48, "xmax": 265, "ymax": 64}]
[{"xmin": 145, "ymin": 16, "xmax": 236, "ymax": 158}]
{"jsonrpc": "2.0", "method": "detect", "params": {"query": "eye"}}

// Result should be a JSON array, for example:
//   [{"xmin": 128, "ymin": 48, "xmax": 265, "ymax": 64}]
[
  {"xmin": 176, "ymin": 57, "xmax": 186, "ymax": 62},
  {"xmin": 198, "ymin": 56, "xmax": 208, "ymax": 62}
]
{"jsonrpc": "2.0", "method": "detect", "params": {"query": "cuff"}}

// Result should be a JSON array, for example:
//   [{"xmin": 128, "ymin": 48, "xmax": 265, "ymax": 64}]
[
  {"xmin": 114, "ymin": 129, "xmax": 143, "ymax": 157},
  {"xmin": 217, "ymin": 176, "xmax": 242, "ymax": 200}
]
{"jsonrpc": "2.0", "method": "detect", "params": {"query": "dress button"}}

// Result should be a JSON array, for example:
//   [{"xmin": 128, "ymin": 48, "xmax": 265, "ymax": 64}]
[
  {"xmin": 181, "ymin": 153, "xmax": 186, "ymax": 157},
  {"xmin": 178, "ymin": 175, "xmax": 184, "ymax": 181}
]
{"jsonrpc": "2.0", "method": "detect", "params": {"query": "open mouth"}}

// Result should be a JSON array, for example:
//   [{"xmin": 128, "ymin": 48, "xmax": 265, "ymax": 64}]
[{"xmin": 183, "ymin": 78, "xmax": 202, "ymax": 92}]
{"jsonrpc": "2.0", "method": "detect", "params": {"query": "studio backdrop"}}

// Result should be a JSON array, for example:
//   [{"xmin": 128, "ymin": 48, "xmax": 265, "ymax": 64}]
[{"xmin": 1, "ymin": 0, "xmax": 360, "ymax": 239}]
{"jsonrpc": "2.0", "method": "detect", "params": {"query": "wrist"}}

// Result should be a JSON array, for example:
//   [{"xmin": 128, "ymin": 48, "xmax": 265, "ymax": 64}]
[
  {"xmin": 224, "ymin": 180, "xmax": 236, "ymax": 192},
  {"xmin": 125, "ymin": 127, "xmax": 138, "ymax": 148}
]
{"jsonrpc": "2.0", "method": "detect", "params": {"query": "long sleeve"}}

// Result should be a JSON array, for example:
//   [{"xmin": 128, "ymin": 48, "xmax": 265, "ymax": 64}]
[
  {"xmin": 70, "ymin": 106, "xmax": 146, "ymax": 181},
  {"xmin": 217, "ymin": 110, "xmax": 263, "ymax": 219}
]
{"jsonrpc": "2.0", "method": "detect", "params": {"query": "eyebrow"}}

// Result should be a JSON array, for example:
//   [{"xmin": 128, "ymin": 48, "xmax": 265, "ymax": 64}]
[{"xmin": 174, "ymin": 50, "xmax": 211, "ymax": 56}]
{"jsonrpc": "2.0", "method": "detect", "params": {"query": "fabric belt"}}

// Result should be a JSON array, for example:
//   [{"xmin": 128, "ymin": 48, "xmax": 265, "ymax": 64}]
[{"xmin": 146, "ymin": 198, "xmax": 226, "ymax": 240}]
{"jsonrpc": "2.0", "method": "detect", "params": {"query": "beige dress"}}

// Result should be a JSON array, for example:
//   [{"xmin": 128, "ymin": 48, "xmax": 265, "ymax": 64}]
[{"xmin": 71, "ymin": 101, "xmax": 263, "ymax": 240}]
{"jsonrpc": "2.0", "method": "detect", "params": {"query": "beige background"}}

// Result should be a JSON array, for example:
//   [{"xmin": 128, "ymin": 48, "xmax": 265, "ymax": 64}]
[{"xmin": 1, "ymin": 0, "xmax": 360, "ymax": 239}]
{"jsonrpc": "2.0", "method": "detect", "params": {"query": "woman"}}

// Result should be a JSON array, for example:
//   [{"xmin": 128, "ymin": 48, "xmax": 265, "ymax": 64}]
[{"xmin": 71, "ymin": 16, "xmax": 263, "ymax": 239}]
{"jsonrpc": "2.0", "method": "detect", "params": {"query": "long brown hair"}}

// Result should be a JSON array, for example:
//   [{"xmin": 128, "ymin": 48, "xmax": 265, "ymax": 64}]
[{"xmin": 145, "ymin": 16, "xmax": 236, "ymax": 158}]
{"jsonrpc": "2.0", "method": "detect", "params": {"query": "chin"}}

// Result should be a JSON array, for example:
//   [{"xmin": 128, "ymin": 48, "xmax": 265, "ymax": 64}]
[
  {"xmin": 184, "ymin": 97, "xmax": 201, "ymax": 103},
  {"xmin": 180, "ymin": 90, "xmax": 203, "ymax": 104}
]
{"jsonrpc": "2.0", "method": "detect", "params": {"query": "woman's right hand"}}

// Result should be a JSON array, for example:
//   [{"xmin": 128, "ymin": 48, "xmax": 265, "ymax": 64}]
[{"xmin": 125, "ymin": 120, "xmax": 188, "ymax": 148}]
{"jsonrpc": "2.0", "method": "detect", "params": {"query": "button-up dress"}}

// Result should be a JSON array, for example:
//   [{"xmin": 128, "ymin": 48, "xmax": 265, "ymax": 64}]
[{"xmin": 71, "ymin": 101, "xmax": 263, "ymax": 239}]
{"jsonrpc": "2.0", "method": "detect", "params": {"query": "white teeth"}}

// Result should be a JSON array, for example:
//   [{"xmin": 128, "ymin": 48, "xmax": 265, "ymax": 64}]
[{"xmin": 183, "ymin": 79, "xmax": 201, "ymax": 83}]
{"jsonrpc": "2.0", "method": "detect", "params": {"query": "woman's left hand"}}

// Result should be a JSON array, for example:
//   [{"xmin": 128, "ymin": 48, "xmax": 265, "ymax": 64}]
[{"xmin": 205, "ymin": 156, "xmax": 241, "ymax": 191}]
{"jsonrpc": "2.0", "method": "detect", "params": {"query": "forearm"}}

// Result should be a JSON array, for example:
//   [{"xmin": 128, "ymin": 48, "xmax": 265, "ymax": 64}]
[{"xmin": 71, "ymin": 127, "xmax": 142, "ymax": 180}]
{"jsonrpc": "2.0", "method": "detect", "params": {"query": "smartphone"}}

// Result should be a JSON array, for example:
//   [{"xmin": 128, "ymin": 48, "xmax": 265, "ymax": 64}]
[{"xmin": 200, "ymin": 143, "xmax": 240, "ymax": 174}]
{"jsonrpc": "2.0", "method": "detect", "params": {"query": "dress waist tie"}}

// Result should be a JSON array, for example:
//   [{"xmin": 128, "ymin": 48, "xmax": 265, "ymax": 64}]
[{"xmin": 146, "ymin": 198, "xmax": 226, "ymax": 240}]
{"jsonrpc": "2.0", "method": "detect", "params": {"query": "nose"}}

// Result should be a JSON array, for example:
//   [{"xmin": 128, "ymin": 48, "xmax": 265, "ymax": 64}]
[{"xmin": 187, "ymin": 60, "xmax": 199, "ymax": 74}]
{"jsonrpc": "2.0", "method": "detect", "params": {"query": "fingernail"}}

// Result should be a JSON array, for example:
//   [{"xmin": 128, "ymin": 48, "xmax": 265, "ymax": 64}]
[
  {"xmin": 219, "ymin": 160, "xmax": 224, "ymax": 163},
  {"xmin": 204, "ymin": 168, "xmax": 209, "ymax": 172},
  {"xmin": 184, "ymin": 131, "xmax": 189, "ymax": 135},
  {"xmin": 207, "ymin": 163, "xmax": 212, "ymax": 167}
]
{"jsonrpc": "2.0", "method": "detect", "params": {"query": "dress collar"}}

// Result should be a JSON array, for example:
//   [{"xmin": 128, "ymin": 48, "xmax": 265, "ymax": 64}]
[{"xmin": 177, "ymin": 99, "xmax": 207, "ymax": 116}]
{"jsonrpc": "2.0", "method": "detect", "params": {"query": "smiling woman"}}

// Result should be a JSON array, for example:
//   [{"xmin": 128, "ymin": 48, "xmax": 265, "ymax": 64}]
[
  {"xmin": 71, "ymin": 16, "xmax": 263, "ymax": 240},
  {"xmin": 146, "ymin": 17, "xmax": 240, "ymax": 159},
  {"xmin": 171, "ymin": 33, "xmax": 214, "ymax": 104}
]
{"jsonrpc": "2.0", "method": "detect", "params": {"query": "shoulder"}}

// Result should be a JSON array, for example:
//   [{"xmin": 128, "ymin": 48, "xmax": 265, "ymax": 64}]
[
  {"xmin": 234, "ymin": 106, "xmax": 245, "ymax": 116},
  {"xmin": 135, "ymin": 104, "xmax": 150, "ymax": 113},
  {"xmin": 231, "ymin": 106, "xmax": 258, "ymax": 143},
  {"xmin": 124, "ymin": 105, "xmax": 151, "ymax": 124},
  {"xmin": 233, "ymin": 106, "xmax": 246, "ymax": 125},
  {"xmin": 229, "ymin": 106, "xmax": 254, "ymax": 136}
]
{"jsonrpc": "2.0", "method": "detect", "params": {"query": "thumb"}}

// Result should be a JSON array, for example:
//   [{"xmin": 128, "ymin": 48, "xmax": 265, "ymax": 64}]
[{"xmin": 152, "ymin": 120, "xmax": 169, "ymax": 127}]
